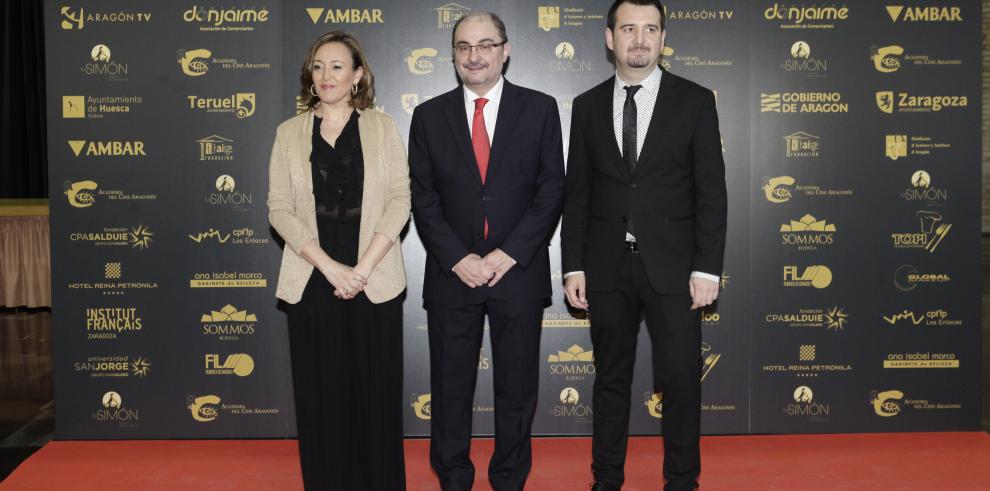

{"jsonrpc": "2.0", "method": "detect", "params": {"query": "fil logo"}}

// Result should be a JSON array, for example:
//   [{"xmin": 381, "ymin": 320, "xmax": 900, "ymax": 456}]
[
  {"xmin": 61, "ymin": 6, "xmax": 84, "ymax": 29},
  {"xmin": 205, "ymin": 354, "xmax": 255, "ymax": 376},
  {"xmin": 783, "ymin": 265, "xmax": 833, "ymax": 289},
  {"xmin": 435, "ymin": 3, "xmax": 470, "ymax": 29},
  {"xmin": 538, "ymin": 6, "xmax": 561, "ymax": 31}
]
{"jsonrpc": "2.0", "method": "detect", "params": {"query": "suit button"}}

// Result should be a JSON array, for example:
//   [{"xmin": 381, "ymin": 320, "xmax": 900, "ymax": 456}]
[
  {"xmin": 629, "ymin": 183, "xmax": 638, "ymax": 189},
  {"xmin": 619, "ymin": 216, "xmax": 627, "ymax": 223},
  {"xmin": 482, "ymin": 195, "xmax": 493, "ymax": 202}
]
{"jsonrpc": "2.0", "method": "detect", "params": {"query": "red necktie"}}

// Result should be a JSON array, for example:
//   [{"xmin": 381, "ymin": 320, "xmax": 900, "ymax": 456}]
[{"xmin": 472, "ymin": 98, "xmax": 490, "ymax": 239}]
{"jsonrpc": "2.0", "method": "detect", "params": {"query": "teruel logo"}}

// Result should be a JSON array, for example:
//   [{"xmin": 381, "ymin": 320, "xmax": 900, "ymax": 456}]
[
  {"xmin": 871, "ymin": 389, "xmax": 904, "ymax": 417},
  {"xmin": 435, "ymin": 3, "xmax": 470, "ymax": 29},
  {"xmin": 305, "ymin": 7, "xmax": 383, "ymax": 24},
  {"xmin": 183, "ymin": 6, "xmax": 270, "ymax": 31},
  {"xmin": 188, "ymin": 395, "xmax": 221, "ymax": 422},
  {"xmin": 411, "ymin": 393, "xmax": 432, "ymax": 420},
  {"xmin": 871, "ymin": 45, "xmax": 904, "ymax": 72},
  {"xmin": 187, "ymin": 93, "xmax": 255, "ymax": 118},
  {"xmin": 205, "ymin": 354, "xmax": 255, "ymax": 376},
  {"xmin": 885, "ymin": 5, "xmax": 961, "ymax": 22},
  {"xmin": 67, "ymin": 140, "xmax": 145, "ymax": 157},
  {"xmin": 178, "ymin": 49, "xmax": 211, "ymax": 76},
  {"xmin": 783, "ymin": 265, "xmax": 833, "ymax": 289},
  {"xmin": 876, "ymin": 91, "xmax": 968, "ymax": 113}
]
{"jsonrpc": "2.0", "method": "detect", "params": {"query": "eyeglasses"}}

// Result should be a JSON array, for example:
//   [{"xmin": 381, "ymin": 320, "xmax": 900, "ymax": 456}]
[{"xmin": 453, "ymin": 41, "xmax": 507, "ymax": 56}]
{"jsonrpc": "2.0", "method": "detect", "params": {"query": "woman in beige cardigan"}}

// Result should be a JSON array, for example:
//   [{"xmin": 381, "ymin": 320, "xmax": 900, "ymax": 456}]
[{"xmin": 267, "ymin": 31, "xmax": 410, "ymax": 490}]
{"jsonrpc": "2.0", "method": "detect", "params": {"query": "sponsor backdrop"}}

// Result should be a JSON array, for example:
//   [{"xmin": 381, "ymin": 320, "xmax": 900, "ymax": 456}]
[{"xmin": 45, "ymin": 1, "xmax": 980, "ymax": 438}]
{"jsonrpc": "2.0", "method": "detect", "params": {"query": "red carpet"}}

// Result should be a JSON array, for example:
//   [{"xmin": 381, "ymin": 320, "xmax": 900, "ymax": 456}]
[{"xmin": 3, "ymin": 433, "xmax": 990, "ymax": 490}]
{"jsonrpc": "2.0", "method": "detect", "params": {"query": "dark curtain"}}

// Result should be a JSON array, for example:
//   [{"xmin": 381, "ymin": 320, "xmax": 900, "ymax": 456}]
[{"xmin": 1, "ymin": 0, "xmax": 47, "ymax": 199}]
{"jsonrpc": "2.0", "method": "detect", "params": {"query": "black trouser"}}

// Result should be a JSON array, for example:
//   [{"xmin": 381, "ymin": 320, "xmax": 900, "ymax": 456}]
[
  {"xmin": 588, "ymin": 251, "xmax": 702, "ymax": 491},
  {"xmin": 426, "ymin": 297, "xmax": 545, "ymax": 491}
]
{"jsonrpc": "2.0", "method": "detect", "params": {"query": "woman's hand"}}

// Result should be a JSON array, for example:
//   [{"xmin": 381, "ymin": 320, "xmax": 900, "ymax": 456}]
[{"xmin": 321, "ymin": 261, "xmax": 367, "ymax": 300}]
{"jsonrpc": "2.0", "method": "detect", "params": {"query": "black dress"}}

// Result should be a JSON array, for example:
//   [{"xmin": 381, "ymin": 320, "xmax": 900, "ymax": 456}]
[{"xmin": 286, "ymin": 111, "xmax": 405, "ymax": 490}]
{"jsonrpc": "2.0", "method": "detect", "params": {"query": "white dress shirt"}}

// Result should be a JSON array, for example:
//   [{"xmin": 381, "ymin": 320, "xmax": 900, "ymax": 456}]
[
  {"xmin": 464, "ymin": 76, "xmax": 504, "ymax": 145},
  {"xmin": 566, "ymin": 67, "xmax": 719, "ymax": 285}
]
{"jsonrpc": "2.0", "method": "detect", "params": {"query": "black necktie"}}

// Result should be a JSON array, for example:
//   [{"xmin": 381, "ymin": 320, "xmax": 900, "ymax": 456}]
[
  {"xmin": 623, "ymin": 85, "xmax": 641, "ymax": 172},
  {"xmin": 623, "ymin": 84, "xmax": 641, "ymax": 236}
]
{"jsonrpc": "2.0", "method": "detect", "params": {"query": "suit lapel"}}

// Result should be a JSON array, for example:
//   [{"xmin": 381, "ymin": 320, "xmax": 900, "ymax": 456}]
[
  {"xmin": 593, "ymin": 77, "xmax": 629, "ymax": 181},
  {"xmin": 486, "ymin": 80, "xmax": 524, "ymax": 183},
  {"xmin": 441, "ymin": 87, "xmax": 483, "ymax": 188},
  {"xmin": 633, "ymin": 70, "xmax": 676, "ymax": 176}
]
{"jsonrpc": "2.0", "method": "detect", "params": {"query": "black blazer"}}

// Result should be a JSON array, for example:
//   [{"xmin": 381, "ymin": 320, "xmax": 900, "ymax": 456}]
[
  {"xmin": 409, "ymin": 80, "xmax": 565, "ymax": 304},
  {"xmin": 561, "ymin": 71, "xmax": 727, "ymax": 294}
]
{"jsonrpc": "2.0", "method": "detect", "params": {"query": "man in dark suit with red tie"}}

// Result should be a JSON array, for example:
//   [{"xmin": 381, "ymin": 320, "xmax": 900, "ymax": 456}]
[
  {"xmin": 408, "ymin": 11, "xmax": 565, "ymax": 491},
  {"xmin": 561, "ymin": 1, "xmax": 728, "ymax": 490}
]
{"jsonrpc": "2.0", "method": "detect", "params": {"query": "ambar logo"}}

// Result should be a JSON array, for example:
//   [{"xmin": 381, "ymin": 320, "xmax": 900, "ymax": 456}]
[
  {"xmin": 305, "ymin": 7, "xmax": 383, "ymax": 24},
  {"xmin": 67, "ymin": 140, "xmax": 146, "ymax": 157},
  {"xmin": 886, "ymin": 5, "xmax": 962, "ymax": 22}
]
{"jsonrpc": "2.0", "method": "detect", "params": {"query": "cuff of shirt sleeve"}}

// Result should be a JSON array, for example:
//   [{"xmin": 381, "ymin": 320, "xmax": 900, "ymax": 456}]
[
  {"xmin": 563, "ymin": 271, "xmax": 584, "ymax": 279},
  {"xmin": 691, "ymin": 271, "xmax": 720, "ymax": 284}
]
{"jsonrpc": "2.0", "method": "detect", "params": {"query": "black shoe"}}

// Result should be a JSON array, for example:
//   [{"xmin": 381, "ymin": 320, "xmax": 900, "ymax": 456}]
[{"xmin": 590, "ymin": 483, "xmax": 620, "ymax": 491}]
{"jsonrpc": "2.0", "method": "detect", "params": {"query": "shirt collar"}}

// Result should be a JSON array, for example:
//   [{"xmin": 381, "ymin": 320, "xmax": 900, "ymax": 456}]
[
  {"xmin": 464, "ymin": 76, "xmax": 505, "ymax": 105},
  {"xmin": 614, "ymin": 66, "xmax": 663, "ymax": 93}
]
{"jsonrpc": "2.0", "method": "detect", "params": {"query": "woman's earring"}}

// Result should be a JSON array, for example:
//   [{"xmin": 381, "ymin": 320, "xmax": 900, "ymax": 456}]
[
  {"xmin": 310, "ymin": 84, "xmax": 318, "ymax": 96},
  {"xmin": 351, "ymin": 83, "xmax": 358, "ymax": 95}
]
